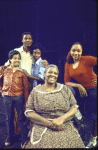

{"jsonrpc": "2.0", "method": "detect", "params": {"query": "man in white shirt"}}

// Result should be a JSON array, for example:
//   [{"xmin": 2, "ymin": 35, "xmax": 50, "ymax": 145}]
[{"xmin": 4, "ymin": 32, "xmax": 48, "ymax": 75}]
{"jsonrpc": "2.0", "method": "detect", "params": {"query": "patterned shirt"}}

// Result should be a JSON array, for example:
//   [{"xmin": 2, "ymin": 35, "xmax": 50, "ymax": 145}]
[
  {"xmin": 31, "ymin": 57, "xmax": 45, "ymax": 87},
  {"xmin": 0, "ymin": 66, "xmax": 29, "ymax": 101}
]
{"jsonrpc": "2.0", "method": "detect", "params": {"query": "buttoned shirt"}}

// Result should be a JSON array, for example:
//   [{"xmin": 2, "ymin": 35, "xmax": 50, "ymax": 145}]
[
  {"xmin": 5, "ymin": 46, "xmax": 34, "ymax": 75},
  {"xmin": 31, "ymin": 57, "xmax": 45, "ymax": 87},
  {"xmin": 0, "ymin": 66, "xmax": 29, "ymax": 101}
]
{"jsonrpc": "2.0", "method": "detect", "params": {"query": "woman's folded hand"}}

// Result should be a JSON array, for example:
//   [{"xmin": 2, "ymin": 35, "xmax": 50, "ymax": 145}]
[{"xmin": 48, "ymin": 118, "xmax": 65, "ymax": 131}]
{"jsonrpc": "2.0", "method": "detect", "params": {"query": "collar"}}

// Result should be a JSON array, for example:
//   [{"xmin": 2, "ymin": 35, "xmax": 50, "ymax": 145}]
[
  {"xmin": 32, "ymin": 57, "xmax": 42, "ymax": 66},
  {"xmin": 14, "ymin": 45, "xmax": 24, "ymax": 53},
  {"xmin": 14, "ymin": 45, "xmax": 31, "ymax": 54},
  {"xmin": 6, "ymin": 66, "xmax": 22, "ymax": 72}
]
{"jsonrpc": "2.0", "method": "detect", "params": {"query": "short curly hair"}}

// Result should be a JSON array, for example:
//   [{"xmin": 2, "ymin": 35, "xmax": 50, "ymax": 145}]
[{"xmin": 44, "ymin": 64, "xmax": 59, "ymax": 75}]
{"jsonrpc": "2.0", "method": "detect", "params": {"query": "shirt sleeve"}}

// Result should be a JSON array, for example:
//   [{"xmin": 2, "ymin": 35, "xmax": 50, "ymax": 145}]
[
  {"xmin": 84, "ymin": 56, "xmax": 97, "ymax": 66},
  {"xmin": 64, "ymin": 62, "xmax": 71, "ymax": 83},
  {"xmin": 37, "ymin": 65, "xmax": 45, "ymax": 80},
  {"xmin": 24, "ymin": 89, "xmax": 35, "ymax": 117},
  {"xmin": 0, "ymin": 66, "xmax": 7, "ymax": 79},
  {"xmin": 4, "ymin": 60, "xmax": 10, "ymax": 66},
  {"xmin": 63, "ymin": 85, "xmax": 79, "ymax": 109},
  {"xmin": 0, "ymin": 71, "xmax": 3, "ymax": 79},
  {"xmin": 67, "ymin": 87, "xmax": 79, "ymax": 109}
]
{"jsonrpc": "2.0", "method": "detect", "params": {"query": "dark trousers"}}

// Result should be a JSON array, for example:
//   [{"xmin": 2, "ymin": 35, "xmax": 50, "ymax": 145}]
[
  {"xmin": 70, "ymin": 87, "xmax": 97, "ymax": 120},
  {"xmin": 3, "ymin": 95, "xmax": 28, "ymax": 144},
  {"xmin": 69, "ymin": 86, "xmax": 97, "ymax": 142}
]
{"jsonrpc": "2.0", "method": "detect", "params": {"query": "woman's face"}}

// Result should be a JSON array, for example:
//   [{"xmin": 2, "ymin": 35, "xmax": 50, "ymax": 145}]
[
  {"xmin": 70, "ymin": 44, "xmax": 82, "ymax": 62},
  {"xmin": 44, "ymin": 67, "xmax": 59, "ymax": 85}
]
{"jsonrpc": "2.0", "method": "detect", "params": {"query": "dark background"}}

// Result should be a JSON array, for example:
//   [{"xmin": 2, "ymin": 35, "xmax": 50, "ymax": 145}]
[
  {"xmin": 0, "ymin": 0, "xmax": 97, "ymax": 83},
  {"xmin": 0, "ymin": 0, "xmax": 97, "ymax": 148}
]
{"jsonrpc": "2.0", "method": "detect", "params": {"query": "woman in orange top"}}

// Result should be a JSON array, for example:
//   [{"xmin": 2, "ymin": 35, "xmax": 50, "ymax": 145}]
[{"xmin": 64, "ymin": 42, "xmax": 97, "ymax": 148}]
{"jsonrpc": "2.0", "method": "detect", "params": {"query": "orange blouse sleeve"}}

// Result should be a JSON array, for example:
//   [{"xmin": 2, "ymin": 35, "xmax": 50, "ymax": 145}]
[
  {"xmin": 84, "ymin": 56, "xmax": 97, "ymax": 66},
  {"xmin": 64, "ymin": 62, "xmax": 71, "ymax": 83}
]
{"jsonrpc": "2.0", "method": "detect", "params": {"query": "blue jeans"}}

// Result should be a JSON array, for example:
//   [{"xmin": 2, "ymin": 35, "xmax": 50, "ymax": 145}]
[{"xmin": 3, "ymin": 95, "xmax": 28, "ymax": 144}]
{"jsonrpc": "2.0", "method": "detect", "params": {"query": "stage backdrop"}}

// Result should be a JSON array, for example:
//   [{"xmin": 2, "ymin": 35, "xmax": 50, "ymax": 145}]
[{"xmin": 0, "ymin": 0, "xmax": 97, "ymax": 83}]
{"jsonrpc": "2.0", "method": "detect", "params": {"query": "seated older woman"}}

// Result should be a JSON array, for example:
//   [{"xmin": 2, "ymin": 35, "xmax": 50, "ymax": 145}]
[{"xmin": 23, "ymin": 64, "xmax": 85, "ymax": 148}]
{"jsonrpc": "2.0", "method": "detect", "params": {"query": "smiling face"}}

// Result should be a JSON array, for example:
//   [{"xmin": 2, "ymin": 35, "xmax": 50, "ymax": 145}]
[
  {"xmin": 10, "ymin": 54, "xmax": 21, "ymax": 67},
  {"xmin": 44, "ymin": 67, "xmax": 59, "ymax": 85},
  {"xmin": 22, "ymin": 34, "xmax": 33, "ymax": 48},
  {"xmin": 33, "ymin": 49, "xmax": 41, "ymax": 61},
  {"xmin": 70, "ymin": 44, "xmax": 82, "ymax": 62}
]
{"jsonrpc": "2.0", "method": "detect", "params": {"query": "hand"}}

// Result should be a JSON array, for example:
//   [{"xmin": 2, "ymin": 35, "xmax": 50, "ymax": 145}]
[
  {"xmin": 77, "ymin": 84, "xmax": 88, "ymax": 97},
  {"xmin": 92, "ymin": 79, "xmax": 97, "ymax": 87},
  {"xmin": 41, "ymin": 60, "xmax": 49, "ymax": 68},
  {"xmin": 48, "ymin": 117, "xmax": 64, "ymax": 131}
]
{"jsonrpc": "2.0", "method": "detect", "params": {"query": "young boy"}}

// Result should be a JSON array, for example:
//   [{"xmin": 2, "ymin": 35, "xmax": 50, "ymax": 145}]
[
  {"xmin": 0, "ymin": 50, "xmax": 29, "ymax": 147},
  {"xmin": 22, "ymin": 45, "xmax": 46, "ymax": 88}
]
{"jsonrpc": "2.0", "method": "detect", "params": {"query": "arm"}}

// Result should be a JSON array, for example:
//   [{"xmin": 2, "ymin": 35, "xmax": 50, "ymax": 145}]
[
  {"xmin": 65, "ymin": 82, "xmax": 88, "ymax": 97},
  {"xmin": 85, "ymin": 56, "xmax": 97, "ymax": 66},
  {"xmin": 49, "ymin": 107, "xmax": 77, "ymax": 128},
  {"xmin": 25, "ymin": 90, "xmax": 53, "ymax": 128},
  {"xmin": 64, "ymin": 62, "xmax": 88, "ymax": 97},
  {"xmin": 26, "ymin": 111, "xmax": 52, "ymax": 127},
  {"xmin": 41, "ymin": 60, "xmax": 49, "ymax": 68},
  {"xmin": 0, "ymin": 66, "xmax": 4, "ymax": 75},
  {"xmin": 4, "ymin": 60, "xmax": 10, "ymax": 66},
  {"xmin": 22, "ymin": 73, "xmax": 29, "ymax": 110},
  {"xmin": 92, "ymin": 79, "xmax": 97, "ymax": 87},
  {"xmin": 22, "ymin": 69, "xmax": 43, "ymax": 81},
  {"xmin": 0, "ymin": 66, "xmax": 6, "ymax": 79},
  {"xmin": 0, "ymin": 64, "xmax": 10, "ymax": 74},
  {"xmin": 22, "ymin": 69, "xmax": 42, "ymax": 81}
]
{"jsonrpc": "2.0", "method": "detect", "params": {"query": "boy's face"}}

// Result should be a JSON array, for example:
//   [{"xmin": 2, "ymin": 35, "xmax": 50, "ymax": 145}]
[
  {"xmin": 33, "ymin": 49, "xmax": 41, "ymax": 61},
  {"xmin": 10, "ymin": 54, "xmax": 21, "ymax": 67}
]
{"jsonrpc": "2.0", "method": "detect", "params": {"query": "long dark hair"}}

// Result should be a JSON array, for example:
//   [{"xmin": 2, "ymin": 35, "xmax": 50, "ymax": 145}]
[{"xmin": 66, "ymin": 42, "xmax": 82, "ymax": 64}]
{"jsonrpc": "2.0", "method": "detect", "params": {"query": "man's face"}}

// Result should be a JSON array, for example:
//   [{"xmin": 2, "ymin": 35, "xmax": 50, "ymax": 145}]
[
  {"xmin": 10, "ymin": 54, "xmax": 21, "ymax": 67},
  {"xmin": 22, "ymin": 34, "xmax": 33, "ymax": 48},
  {"xmin": 33, "ymin": 49, "xmax": 41, "ymax": 61}
]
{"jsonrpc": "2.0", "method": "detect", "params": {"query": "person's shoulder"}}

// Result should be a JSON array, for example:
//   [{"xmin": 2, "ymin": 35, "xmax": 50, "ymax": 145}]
[
  {"xmin": 56, "ymin": 83, "xmax": 68, "ymax": 92},
  {"xmin": 16, "ymin": 69, "xmax": 26, "ymax": 76},
  {"xmin": 33, "ymin": 84, "xmax": 43, "ymax": 92},
  {"xmin": 81, "ymin": 55, "xmax": 96, "ymax": 60},
  {"xmin": 39, "ymin": 58, "xmax": 44, "ymax": 65},
  {"xmin": 61, "ymin": 83, "xmax": 72, "ymax": 93},
  {"xmin": 61, "ymin": 84, "xmax": 69, "ymax": 89},
  {"xmin": 14, "ymin": 45, "xmax": 23, "ymax": 52},
  {"xmin": 81, "ymin": 55, "xmax": 97, "ymax": 62},
  {"xmin": 65, "ymin": 62, "xmax": 71, "ymax": 67}
]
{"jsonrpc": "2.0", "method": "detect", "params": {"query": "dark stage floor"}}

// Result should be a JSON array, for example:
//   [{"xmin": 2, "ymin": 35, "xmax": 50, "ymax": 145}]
[{"xmin": 0, "ymin": 96, "xmax": 94, "ymax": 148}]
